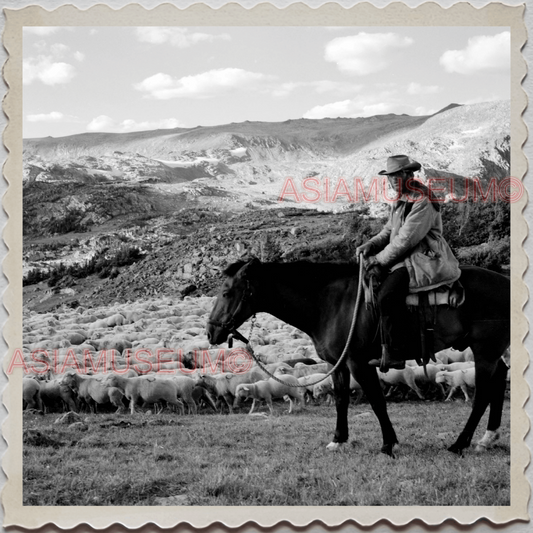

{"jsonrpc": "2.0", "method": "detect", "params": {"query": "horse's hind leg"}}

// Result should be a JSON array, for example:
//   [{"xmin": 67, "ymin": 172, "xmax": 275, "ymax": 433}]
[
  {"xmin": 476, "ymin": 358, "xmax": 508, "ymax": 451},
  {"xmin": 449, "ymin": 352, "xmax": 505, "ymax": 454},
  {"xmin": 487, "ymin": 358, "xmax": 508, "ymax": 430}
]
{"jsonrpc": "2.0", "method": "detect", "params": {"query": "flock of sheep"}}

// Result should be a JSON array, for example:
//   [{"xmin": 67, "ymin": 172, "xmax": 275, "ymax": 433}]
[{"xmin": 21, "ymin": 295, "xmax": 494, "ymax": 417}]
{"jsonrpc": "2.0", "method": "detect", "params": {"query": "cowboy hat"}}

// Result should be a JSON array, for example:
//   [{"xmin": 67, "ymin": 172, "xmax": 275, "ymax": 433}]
[{"xmin": 378, "ymin": 155, "xmax": 421, "ymax": 175}]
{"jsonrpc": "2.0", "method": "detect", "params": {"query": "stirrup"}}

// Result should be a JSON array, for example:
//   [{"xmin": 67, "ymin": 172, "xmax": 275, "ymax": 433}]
[{"xmin": 368, "ymin": 345, "xmax": 405, "ymax": 372}]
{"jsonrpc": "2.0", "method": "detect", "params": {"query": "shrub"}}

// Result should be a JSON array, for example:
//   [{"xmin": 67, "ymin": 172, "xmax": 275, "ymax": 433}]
[
  {"xmin": 259, "ymin": 233, "xmax": 282, "ymax": 262},
  {"xmin": 455, "ymin": 239, "xmax": 510, "ymax": 273},
  {"xmin": 23, "ymin": 268, "xmax": 48, "ymax": 286},
  {"xmin": 346, "ymin": 205, "xmax": 386, "ymax": 248},
  {"xmin": 111, "ymin": 246, "xmax": 144, "ymax": 267},
  {"xmin": 46, "ymin": 208, "xmax": 89, "ymax": 235},
  {"xmin": 282, "ymin": 235, "xmax": 356, "ymax": 263},
  {"xmin": 23, "ymin": 245, "xmax": 144, "ymax": 287},
  {"xmin": 441, "ymin": 199, "xmax": 510, "ymax": 249}
]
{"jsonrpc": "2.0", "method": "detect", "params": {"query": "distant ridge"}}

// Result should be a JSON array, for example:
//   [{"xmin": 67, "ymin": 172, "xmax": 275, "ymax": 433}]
[
  {"xmin": 23, "ymin": 113, "xmax": 430, "ymax": 160},
  {"xmin": 432, "ymin": 103, "xmax": 463, "ymax": 116}
]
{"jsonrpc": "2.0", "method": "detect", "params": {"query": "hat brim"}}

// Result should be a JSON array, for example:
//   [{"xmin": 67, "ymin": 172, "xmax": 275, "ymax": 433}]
[{"xmin": 379, "ymin": 161, "xmax": 421, "ymax": 175}]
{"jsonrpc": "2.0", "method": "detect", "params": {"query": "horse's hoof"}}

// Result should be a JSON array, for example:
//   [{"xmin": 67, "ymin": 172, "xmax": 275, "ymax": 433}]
[
  {"xmin": 447, "ymin": 444, "xmax": 464, "ymax": 456},
  {"xmin": 326, "ymin": 441, "xmax": 346, "ymax": 452},
  {"xmin": 380, "ymin": 444, "xmax": 396, "ymax": 457},
  {"xmin": 475, "ymin": 430, "xmax": 500, "ymax": 452}
]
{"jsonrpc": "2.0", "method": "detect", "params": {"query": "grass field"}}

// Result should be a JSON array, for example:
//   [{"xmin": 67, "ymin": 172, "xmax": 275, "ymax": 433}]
[{"xmin": 23, "ymin": 399, "xmax": 510, "ymax": 507}]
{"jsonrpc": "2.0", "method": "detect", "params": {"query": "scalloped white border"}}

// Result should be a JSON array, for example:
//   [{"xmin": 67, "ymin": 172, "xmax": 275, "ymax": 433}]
[{"xmin": 1, "ymin": 2, "xmax": 529, "ymax": 529}]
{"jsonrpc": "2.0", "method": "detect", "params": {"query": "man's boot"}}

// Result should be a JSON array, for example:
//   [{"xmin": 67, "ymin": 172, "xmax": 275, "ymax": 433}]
[
  {"xmin": 368, "ymin": 315, "xmax": 405, "ymax": 372},
  {"xmin": 368, "ymin": 345, "xmax": 405, "ymax": 373}
]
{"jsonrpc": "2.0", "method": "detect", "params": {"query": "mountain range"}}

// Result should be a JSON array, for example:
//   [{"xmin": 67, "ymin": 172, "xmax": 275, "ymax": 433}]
[
  {"xmin": 22, "ymin": 100, "xmax": 511, "ymax": 310},
  {"xmin": 24, "ymin": 100, "xmax": 509, "ymax": 194}
]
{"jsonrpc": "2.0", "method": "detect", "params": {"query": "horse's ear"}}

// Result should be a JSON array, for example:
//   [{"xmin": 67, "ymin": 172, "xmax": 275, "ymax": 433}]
[
  {"xmin": 240, "ymin": 257, "xmax": 261, "ymax": 276},
  {"xmin": 223, "ymin": 261, "xmax": 248, "ymax": 277},
  {"xmin": 223, "ymin": 257, "xmax": 261, "ymax": 278}
]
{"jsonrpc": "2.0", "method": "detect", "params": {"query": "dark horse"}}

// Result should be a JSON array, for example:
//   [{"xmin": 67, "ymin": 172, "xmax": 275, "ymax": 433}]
[{"xmin": 206, "ymin": 258, "xmax": 510, "ymax": 456}]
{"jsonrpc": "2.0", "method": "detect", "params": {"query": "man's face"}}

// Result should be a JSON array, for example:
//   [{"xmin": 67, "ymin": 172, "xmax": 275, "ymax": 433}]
[{"xmin": 388, "ymin": 171, "xmax": 405, "ymax": 194}]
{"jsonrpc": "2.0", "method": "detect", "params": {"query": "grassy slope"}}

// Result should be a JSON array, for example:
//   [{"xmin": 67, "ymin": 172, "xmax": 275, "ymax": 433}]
[{"xmin": 23, "ymin": 400, "xmax": 510, "ymax": 506}]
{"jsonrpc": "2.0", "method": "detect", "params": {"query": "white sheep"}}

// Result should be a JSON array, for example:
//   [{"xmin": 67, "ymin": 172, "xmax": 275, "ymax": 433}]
[
  {"xmin": 377, "ymin": 366, "xmax": 425, "ymax": 400},
  {"xmin": 23, "ymin": 377, "xmax": 42, "ymax": 410},
  {"xmin": 281, "ymin": 362, "xmax": 331, "ymax": 379},
  {"xmin": 312, "ymin": 375, "xmax": 363, "ymax": 404},
  {"xmin": 435, "ymin": 368, "xmax": 476, "ymax": 402},
  {"xmin": 435, "ymin": 361, "xmax": 475, "ymax": 373},
  {"xmin": 296, "ymin": 373, "xmax": 329, "ymax": 403},
  {"xmin": 103, "ymin": 374, "xmax": 185, "ymax": 415},
  {"xmin": 61, "ymin": 372, "xmax": 125, "ymax": 413},
  {"xmin": 435, "ymin": 347, "xmax": 474, "ymax": 364},
  {"xmin": 234, "ymin": 374, "xmax": 305, "ymax": 415},
  {"xmin": 197, "ymin": 369, "xmax": 265, "ymax": 413},
  {"xmin": 411, "ymin": 364, "xmax": 447, "ymax": 399}
]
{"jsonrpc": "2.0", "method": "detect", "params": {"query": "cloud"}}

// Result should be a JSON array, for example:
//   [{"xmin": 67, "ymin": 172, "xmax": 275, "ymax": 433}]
[
  {"xmin": 23, "ymin": 41, "xmax": 81, "ymax": 86},
  {"xmin": 303, "ymin": 91, "xmax": 403, "ymax": 119},
  {"xmin": 49, "ymin": 43, "xmax": 70, "ymax": 58},
  {"xmin": 23, "ymin": 57, "xmax": 76, "ymax": 85},
  {"xmin": 23, "ymin": 27, "xmax": 61, "ymax": 36},
  {"xmin": 407, "ymin": 82, "xmax": 441, "ymax": 95},
  {"xmin": 136, "ymin": 27, "xmax": 230, "ymax": 48},
  {"xmin": 135, "ymin": 68, "xmax": 276, "ymax": 100},
  {"xmin": 87, "ymin": 115, "xmax": 115, "ymax": 131},
  {"xmin": 414, "ymin": 106, "xmax": 437, "ymax": 116},
  {"xmin": 439, "ymin": 32, "xmax": 510, "ymax": 74},
  {"xmin": 461, "ymin": 95, "xmax": 509, "ymax": 106},
  {"xmin": 74, "ymin": 51, "xmax": 85, "ymax": 62},
  {"xmin": 87, "ymin": 116, "xmax": 185, "ymax": 133},
  {"xmin": 325, "ymin": 33, "xmax": 413, "ymax": 75},
  {"xmin": 26, "ymin": 111, "xmax": 70, "ymax": 122},
  {"xmin": 272, "ymin": 80, "xmax": 362, "ymax": 98}
]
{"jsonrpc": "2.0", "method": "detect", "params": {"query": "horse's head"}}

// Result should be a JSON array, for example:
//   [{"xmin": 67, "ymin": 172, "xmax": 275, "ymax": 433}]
[{"xmin": 206, "ymin": 257, "xmax": 261, "ymax": 345}]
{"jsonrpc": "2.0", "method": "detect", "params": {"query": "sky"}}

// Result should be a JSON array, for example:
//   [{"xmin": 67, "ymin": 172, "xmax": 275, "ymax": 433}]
[{"xmin": 22, "ymin": 26, "xmax": 510, "ymax": 139}]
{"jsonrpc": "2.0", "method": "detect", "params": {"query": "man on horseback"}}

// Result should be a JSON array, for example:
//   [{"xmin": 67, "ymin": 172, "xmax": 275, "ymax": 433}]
[{"xmin": 356, "ymin": 155, "xmax": 461, "ymax": 372}]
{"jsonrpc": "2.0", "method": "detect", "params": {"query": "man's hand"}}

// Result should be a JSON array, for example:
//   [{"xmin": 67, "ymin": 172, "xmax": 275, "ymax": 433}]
[
  {"xmin": 364, "ymin": 256, "xmax": 385, "ymax": 280},
  {"xmin": 355, "ymin": 242, "xmax": 373, "ymax": 261},
  {"xmin": 364, "ymin": 255, "xmax": 380, "ymax": 270}
]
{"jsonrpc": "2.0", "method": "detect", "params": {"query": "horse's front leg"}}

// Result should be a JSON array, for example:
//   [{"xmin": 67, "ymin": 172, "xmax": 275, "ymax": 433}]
[
  {"xmin": 352, "ymin": 362, "xmax": 398, "ymax": 457},
  {"xmin": 326, "ymin": 365, "xmax": 351, "ymax": 451}
]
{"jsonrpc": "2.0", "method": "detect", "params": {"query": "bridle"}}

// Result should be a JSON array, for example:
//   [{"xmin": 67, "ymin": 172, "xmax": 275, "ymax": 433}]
[
  {"xmin": 208, "ymin": 257, "xmax": 366, "ymax": 389},
  {"xmin": 207, "ymin": 277, "xmax": 255, "ymax": 346}
]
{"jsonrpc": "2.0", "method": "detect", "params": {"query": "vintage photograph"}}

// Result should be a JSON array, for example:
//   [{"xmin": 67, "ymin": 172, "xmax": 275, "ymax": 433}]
[{"xmin": 2, "ymin": 2, "xmax": 528, "ymax": 529}]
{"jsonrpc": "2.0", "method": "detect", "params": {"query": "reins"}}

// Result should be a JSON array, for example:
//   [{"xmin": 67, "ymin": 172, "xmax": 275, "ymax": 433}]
[{"xmin": 227, "ymin": 256, "xmax": 365, "ymax": 389}]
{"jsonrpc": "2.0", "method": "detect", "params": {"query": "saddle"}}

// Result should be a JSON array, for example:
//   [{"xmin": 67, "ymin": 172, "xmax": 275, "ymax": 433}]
[
  {"xmin": 363, "ymin": 273, "xmax": 466, "ymax": 366},
  {"xmin": 406, "ymin": 279, "xmax": 465, "ymax": 365},
  {"xmin": 405, "ymin": 279, "xmax": 465, "ymax": 308}
]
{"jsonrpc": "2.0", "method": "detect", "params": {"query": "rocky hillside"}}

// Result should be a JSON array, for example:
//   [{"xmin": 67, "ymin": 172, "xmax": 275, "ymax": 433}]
[
  {"xmin": 23, "ymin": 101, "xmax": 510, "ymax": 223},
  {"xmin": 23, "ymin": 206, "xmax": 364, "ymax": 313},
  {"xmin": 23, "ymin": 101, "xmax": 510, "ymax": 312}
]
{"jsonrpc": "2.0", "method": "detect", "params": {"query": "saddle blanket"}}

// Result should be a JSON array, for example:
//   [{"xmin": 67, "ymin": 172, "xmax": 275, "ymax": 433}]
[{"xmin": 406, "ymin": 282, "xmax": 465, "ymax": 308}]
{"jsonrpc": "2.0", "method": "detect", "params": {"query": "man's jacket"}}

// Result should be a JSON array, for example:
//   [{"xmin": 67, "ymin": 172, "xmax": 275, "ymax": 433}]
[{"xmin": 367, "ymin": 192, "xmax": 461, "ymax": 292}]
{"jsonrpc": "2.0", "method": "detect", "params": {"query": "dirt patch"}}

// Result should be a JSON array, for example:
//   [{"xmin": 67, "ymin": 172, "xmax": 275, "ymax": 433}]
[{"xmin": 23, "ymin": 429, "xmax": 63, "ymax": 448}]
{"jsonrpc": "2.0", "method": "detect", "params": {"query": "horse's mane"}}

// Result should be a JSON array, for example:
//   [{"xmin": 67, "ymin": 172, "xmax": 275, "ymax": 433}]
[
  {"xmin": 223, "ymin": 260, "xmax": 249, "ymax": 277},
  {"xmin": 223, "ymin": 259, "xmax": 358, "ymax": 286}
]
